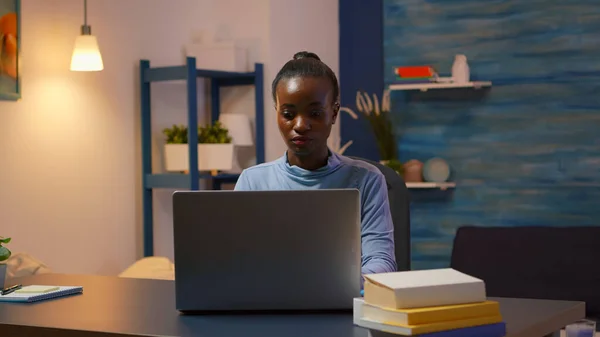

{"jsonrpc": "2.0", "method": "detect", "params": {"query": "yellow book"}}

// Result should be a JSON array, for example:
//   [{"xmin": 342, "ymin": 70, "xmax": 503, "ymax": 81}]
[
  {"xmin": 361, "ymin": 299, "xmax": 501, "ymax": 325},
  {"xmin": 354, "ymin": 298, "xmax": 504, "ymax": 336}
]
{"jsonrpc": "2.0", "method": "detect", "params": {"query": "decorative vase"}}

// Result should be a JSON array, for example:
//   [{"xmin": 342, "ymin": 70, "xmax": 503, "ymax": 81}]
[
  {"xmin": 0, "ymin": 263, "xmax": 6, "ymax": 288},
  {"xmin": 164, "ymin": 143, "xmax": 234, "ymax": 172},
  {"xmin": 403, "ymin": 159, "xmax": 424, "ymax": 182},
  {"xmin": 423, "ymin": 158, "xmax": 451, "ymax": 182},
  {"xmin": 451, "ymin": 54, "xmax": 470, "ymax": 84}
]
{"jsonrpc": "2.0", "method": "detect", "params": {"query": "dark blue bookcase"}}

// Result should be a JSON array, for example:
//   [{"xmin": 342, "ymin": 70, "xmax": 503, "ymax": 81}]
[{"xmin": 139, "ymin": 57, "xmax": 265, "ymax": 257}]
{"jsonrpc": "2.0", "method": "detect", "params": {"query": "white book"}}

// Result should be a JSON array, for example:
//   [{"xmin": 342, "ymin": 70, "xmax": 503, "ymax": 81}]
[{"xmin": 363, "ymin": 268, "xmax": 486, "ymax": 309}]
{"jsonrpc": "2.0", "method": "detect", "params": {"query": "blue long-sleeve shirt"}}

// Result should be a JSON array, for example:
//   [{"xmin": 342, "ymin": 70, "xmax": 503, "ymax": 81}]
[{"xmin": 234, "ymin": 150, "xmax": 397, "ymax": 282}]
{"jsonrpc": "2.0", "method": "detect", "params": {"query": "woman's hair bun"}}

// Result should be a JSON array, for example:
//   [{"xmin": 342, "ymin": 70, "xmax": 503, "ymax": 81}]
[{"xmin": 293, "ymin": 51, "xmax": 321, "ymax": 61}]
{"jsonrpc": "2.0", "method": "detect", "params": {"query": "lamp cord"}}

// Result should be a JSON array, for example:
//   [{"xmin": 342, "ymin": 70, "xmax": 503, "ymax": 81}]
[{"xmin": 84, "ymin": 0, "xmax": 87, "ymax": 26}]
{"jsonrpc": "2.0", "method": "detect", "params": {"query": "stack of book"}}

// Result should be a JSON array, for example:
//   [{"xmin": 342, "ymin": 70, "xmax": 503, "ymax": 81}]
[
  {"xmin": 392, "ymin": 65, "xmax": 438, "ymax": 84},
  {"xmin": 353, "ymin": 268, "xmax": 507, "ymax": 337}
]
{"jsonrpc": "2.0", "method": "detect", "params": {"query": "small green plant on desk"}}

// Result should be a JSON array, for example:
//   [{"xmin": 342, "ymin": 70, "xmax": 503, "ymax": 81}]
[
  {"xmin": 0, "ymin": 236, "xmax": 11, "ymax": 262},
  {"xmin": 0, "ymin": 236, "xmax": 11, "ymax": 287}
]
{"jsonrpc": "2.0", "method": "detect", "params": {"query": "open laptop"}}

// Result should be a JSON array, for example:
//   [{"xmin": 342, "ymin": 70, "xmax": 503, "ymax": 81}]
[{"xmin": 172, "ymin": 189, "xmax": 362, "ymax": 313}]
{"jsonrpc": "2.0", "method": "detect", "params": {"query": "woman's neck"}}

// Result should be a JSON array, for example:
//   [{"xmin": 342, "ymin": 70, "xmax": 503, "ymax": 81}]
[{"xmin": 287, "ymin": 147, "xmax": 330, "ymax": 171}]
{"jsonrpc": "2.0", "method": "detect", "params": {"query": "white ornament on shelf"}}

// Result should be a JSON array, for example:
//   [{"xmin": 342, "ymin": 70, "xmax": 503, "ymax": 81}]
[{"xmin": 451, "ymin": 54, "xmax": 470, "ymax": 84}]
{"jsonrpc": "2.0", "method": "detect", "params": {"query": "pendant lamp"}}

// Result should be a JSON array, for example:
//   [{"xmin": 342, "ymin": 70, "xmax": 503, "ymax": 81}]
[{"xmin": 70, "ymin": 0, "xmax": 103, "ymax": 71}]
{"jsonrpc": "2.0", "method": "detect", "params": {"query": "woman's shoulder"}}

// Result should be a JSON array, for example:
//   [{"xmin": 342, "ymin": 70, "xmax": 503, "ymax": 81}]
[
  {"xmin": 334, "ymin": 154, "xmax": 388, "ymax": 190},
  {"xmin": 235, "ymin": 158, "xmax": 284, "ymax": 191},
  {"xmin": 334, "ymin": 155, "xmax": 390, "ymax": 202},
  {"xmin": 336, "ymin": 154, "xmax": 385, "ymax": 178}
]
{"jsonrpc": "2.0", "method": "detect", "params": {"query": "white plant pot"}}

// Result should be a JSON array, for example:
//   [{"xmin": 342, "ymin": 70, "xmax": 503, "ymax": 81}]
[
  {"xmin": 164, "ymin": 143, "xmax": 234, "ymax": 172},
  {"xmin": 0, "ymin": 263, "xmax": 6, "ymax": 288},
  {"xmin": 198, "ymin": 143, "xmax": 234, "ymax": 171}
]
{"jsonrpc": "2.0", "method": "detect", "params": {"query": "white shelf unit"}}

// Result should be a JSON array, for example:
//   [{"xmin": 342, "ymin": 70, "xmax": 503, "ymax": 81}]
[
  {"xmin": 389, "ymin": 81, "xmax": 492, "ymax": 92},
  {"xmin": 405, "ymin": 182, "xmax": 456, "ymax": 190}
]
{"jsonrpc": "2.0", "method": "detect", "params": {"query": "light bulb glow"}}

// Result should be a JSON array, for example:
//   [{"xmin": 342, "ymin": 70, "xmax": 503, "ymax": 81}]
[{"xmin": 70, "ymin": 35, "xmax": 103, "ymax": 71}]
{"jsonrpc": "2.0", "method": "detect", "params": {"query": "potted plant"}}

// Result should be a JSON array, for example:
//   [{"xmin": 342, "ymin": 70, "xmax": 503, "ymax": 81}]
[
  {"xmin": 341, "ymin": 90, "xmax": 404, "ymax": 175},
  {"xmin": 163, "ymin": 124, "xmax": 189, "ymax": 172},
  {"xmin": 163, "ymin": 121, "xmax": 234, "ymax": 173},
  {"xmin": 0, "ymin": 236, "xmax": 11, "ymax": 287},
  {"xmin": 197, "ymin": 121, "xmax": 234, "ymax": 173}
]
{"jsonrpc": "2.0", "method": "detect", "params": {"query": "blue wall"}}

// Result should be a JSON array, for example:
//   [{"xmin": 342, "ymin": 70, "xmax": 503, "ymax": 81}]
[
  {"xmin": 339, "ymin": 0, "xmax": 383, "ymax": 159},
  {"xmin": 383, "ymin": 0, "xmax": 600, "ymax": 270}
]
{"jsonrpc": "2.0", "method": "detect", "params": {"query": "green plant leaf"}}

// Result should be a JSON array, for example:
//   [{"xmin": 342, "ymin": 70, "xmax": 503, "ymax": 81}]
[
  {"xmin": 361, "ymin": 111, "xmax": 398, "ymax": 161},
  {"xmin": 384, "ymin": 159, "xmax": 404, "ymax": 176},
  {"xmin": 0, "ymin": 246, "xmax": 10, "ymax": 262},
  {"xmin": 0, "ymin": 237, "xmax": 10, "ymax": 244},
  {"xmin": 198, "ymin": 121, "xmax": 232, "ymax": 144},
  {"xmin": 163, "ymin": 124, "xmax": 188, "ymax": 144}
]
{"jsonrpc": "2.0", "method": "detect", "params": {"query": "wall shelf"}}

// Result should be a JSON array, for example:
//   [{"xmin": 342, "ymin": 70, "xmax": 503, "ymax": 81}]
[
  {"xmin": 406, "ymin": 182, "xmax": 456, "ymax": 190},
  {"xmin": 140, "ymin": 57, "xmax": 265, "ymax": 257},
  {"xmin": 389, "ymin": 81, "xmax": 492, "ymax": 92},
  {"xmin": 144, "ymin": 173, "xmax": 241, "ymax": 189}
]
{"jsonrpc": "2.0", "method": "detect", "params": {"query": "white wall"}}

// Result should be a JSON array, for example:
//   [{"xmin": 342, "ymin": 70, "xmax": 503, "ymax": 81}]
[
  {"xmin": 268, "ymin": 0, "xmax": 340, "ymax": 158},
  {"xmin": 0, "ymin": 0, "xmax": 338, "ymax": 275}
]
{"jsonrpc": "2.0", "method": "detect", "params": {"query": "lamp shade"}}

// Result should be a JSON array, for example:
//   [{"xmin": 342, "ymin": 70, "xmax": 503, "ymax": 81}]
[
  {"xmin": 70, "ymin": 35, "xmax": 104, "ymax": 71},
  {"xmin": 219, "ymin": 113, "xmax": 253, "ymax": 146}
]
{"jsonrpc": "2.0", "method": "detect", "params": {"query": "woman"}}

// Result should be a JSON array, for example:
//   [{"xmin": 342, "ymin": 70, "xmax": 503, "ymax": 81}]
[{"xmin": 234, "ymin": 51, "xmax": 397, "ymax": 280}]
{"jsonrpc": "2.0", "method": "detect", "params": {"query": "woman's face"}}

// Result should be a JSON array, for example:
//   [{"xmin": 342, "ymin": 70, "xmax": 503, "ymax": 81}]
[{"xmin": 275, "ymin": 76, "xmax": 339, "ymax": 158}]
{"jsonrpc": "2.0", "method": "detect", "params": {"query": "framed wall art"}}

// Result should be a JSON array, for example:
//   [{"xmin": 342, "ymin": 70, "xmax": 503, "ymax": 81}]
[{"xmin": 0, "ymin": 0, "xmax": 20, "ymax": 101}]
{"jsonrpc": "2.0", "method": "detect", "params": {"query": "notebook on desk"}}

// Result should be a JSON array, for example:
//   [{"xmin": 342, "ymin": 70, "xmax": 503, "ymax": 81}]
[{"xmin": 0, "ymin": 285, "xmax": 83, "ymax": 303}]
